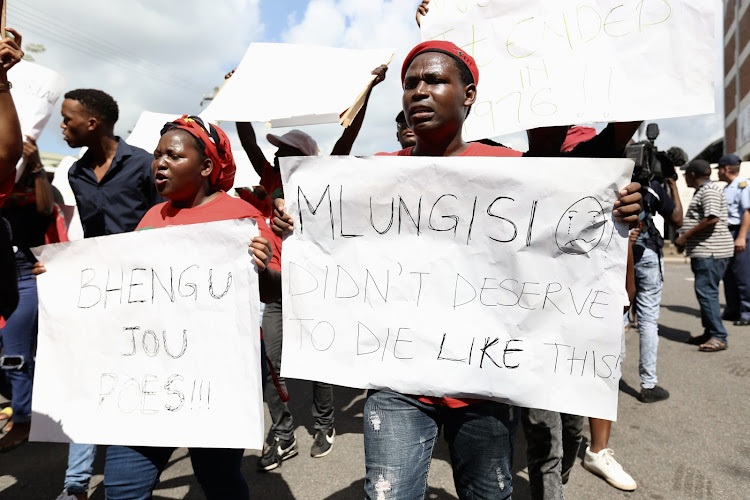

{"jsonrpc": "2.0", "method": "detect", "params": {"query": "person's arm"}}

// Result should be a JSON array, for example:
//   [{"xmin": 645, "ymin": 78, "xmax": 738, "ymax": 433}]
[
  {"xmin": 249, "ymin": 236, "xmax": 282, "ymax": 303},
  {"xmin": 330, "ymin": 65, "xmax": 388, "ymax": 156},
  {"xmin": 675, "ymin": 216, "xmax": 718, "ymax": 248},
  {"xmin": 525, "ymin": 126, "xmax": 569, "ymax": 157},
  {"xmin": 735, "ymin": 209, "xmax": 750, "ymax": 253},
  {"xmin": 626, "ymin": 228, "xmax": 638, "ymax": 306},
  {"xmin": 664, "ymin": 177, "xmax": 683, "ymax": 228},
  {"xmin": 0, "ymin": 29, "xmax": 24, "ymax": 187},
  {"xmin": 612, "ymin": 121, "xmax": 642, "ymax": 154},
  {"xmin": 23, "ymin": 138, "xmax": 54, "ymax": 216},
  {"xmin": 236, "ymin": 122, "xmax": 267, "ymax": 177}
]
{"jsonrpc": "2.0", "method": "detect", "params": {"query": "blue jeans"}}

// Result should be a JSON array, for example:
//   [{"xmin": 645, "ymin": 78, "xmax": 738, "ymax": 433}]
[
  {"xmin": 723, "ymin": 228, "xmax": 750, "ymax": 320},
  {"xmin": 691, "ymin": 256, "xmax": 729, "ymax": 343},
  {"xmin": 104, "ymin": 445, "xmax": 249, "ymax": 500},
  {"xmin": 634, "ymin": 247, "xmax": 663, "ymax": 389},
  {"xmin": 65, "ymin": 443, "xmax": 97, "ymax": 494},
  {"xmin": 364, "ymin": 390, "xmax": 518, "ymax": 499},
  {"xmin": 0, "ymin": 274, "xmax": 37, "ymax": 423}
]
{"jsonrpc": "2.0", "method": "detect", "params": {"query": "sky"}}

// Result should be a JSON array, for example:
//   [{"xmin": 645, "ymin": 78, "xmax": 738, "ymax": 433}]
[{"xmin": 8, "ymin": 0, "xmax": 725, "ymax": 163}]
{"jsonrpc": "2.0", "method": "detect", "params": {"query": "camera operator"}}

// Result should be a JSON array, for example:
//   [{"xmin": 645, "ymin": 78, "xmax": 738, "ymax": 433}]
[
  {"xmin": 716, "ymin": 154, "xmax": 750, "ymax": 325},
  {"xmin": 627, "ymin": 125, "xmax": 683, "ymax": 403}
]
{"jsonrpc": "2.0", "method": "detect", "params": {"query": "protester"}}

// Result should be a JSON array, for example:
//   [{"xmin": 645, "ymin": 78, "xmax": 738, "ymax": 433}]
[
  {"xmin": 273, "ymin": 40, "xmax": 642, "ymax": 499},
  {"xmin": 395, "ymin": 110, "xmax": 417, "ymax": 148},
  {"xmin": 54, "ymin": 88, "xmax": 162, "ymax": 500},
  {"xmin": 0, "ymin": 28, "xmax": 25, "ymax": 333},
  {"xmin": 677, "ymin": 160, "xmax": 734, "ymax": 351},
  {"xmin": 630, "ymin": 172, "xmax": 683, "ymax": 402},
  {"xmin": 716, "ymin": 153, "xmax": 750, "ymax": 325},
  {"xmin": 35, "ymin": 115, "xmax": 278, "ymax": 498},
  {"xmin": 0, "ymin": 137, "xmax": 55, "ymax": 451}
]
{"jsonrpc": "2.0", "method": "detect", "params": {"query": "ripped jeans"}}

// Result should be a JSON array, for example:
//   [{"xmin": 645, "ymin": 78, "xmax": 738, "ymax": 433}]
[{"xmin": 364, "ymin": 390, "xmax": 518, "ymax": 500}]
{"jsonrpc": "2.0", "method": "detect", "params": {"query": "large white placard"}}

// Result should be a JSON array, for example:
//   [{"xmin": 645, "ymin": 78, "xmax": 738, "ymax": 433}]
[
  {"xmin": 31, "ymin": 219, "xmax": 264, "ymax": 449},
  {"xmin": 280, "ymin": 155, "xmax": 633, "ymax": 420},
  {"xmin": 8, "ymin": 60, "xmax": 66, "ymax": 180},
  {"xmin": 420, "ymin": 0, "xmax": 715, "ymax": 141},
  {"xmin": 201, "ymin": 43, "xmax": 394, "ymax": 127}
]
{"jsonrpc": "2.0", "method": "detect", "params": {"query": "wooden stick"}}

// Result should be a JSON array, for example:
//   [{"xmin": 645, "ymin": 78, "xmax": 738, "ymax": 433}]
[{"xmin": 1, "ymin": 0, "xmax": 6, "ymax": 38}]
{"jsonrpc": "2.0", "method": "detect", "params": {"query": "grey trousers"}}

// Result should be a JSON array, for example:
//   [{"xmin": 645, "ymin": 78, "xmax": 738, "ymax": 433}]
[
  {"xmin": 262, "ymin": 300, "xmax": 334, "ymax": 442},
  {"xmin": 522, "ymin": 408, "xmax": 584, "ymax": 500}
]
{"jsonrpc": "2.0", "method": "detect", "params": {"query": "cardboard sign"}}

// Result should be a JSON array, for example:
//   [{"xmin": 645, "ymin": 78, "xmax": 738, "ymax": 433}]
[
  {"xmin": 31, "ymin": 219, "xmax": 264, "ymax": 449},
  {"xmin": 280, "ymin": 155, "xmax": 633, "ymax": 420},
  {"xmin": 201, "ymin": 43, "xmax": 393, "ymax": 127},
  {"xmin": 420, "ymin": 0, "xmax": 715, "ymax": 140}
]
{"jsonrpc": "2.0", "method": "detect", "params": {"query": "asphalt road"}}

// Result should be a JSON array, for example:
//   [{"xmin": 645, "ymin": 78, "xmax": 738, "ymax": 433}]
[{"xmin": 1, "ymin": 259, "xmax": 748, "ymax": 499}]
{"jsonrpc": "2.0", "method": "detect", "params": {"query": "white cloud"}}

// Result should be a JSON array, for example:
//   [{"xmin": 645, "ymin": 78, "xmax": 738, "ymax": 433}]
[{"xmin": 10, "ymin": 0, "xmax": 263, "ymax": 155}]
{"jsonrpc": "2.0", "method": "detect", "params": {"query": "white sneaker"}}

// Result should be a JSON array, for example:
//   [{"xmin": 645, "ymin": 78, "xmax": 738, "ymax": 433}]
[{"xmin": 583, "ymin": 446, "xmax": 637, "ymax": 491}]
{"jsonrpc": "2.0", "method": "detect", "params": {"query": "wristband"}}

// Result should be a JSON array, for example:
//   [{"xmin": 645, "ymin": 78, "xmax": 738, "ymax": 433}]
[{"xmin": 0, "ymin": 81, "xmax": 11, "ymax": 92}]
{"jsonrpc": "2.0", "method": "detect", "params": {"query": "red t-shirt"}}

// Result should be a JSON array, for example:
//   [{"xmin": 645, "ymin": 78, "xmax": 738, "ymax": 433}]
[
  {"xmin": 136, "ymin": 191, "xmax": 281, "ymax": 272},
  {"xmin": 376, "ymin": 142, "xmax": 523, "ymax": 158},
  {"xmin": 377, "ymin": 142, "xmax": 522, "ymax": 408}
]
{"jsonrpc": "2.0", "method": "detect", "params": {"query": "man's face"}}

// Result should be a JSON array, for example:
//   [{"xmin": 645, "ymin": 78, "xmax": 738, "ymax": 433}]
[
  {"xmin": 397, "ymin": 121, "xmax": 416, "ymax": 148},
  {"xmin": 60, "ymin": 99, "xmax": 95, "ymax": 148},
  {"xmin": 402, "ymin": 52, "xmax": 474, "ymax": 138},
  {"xmin": 273, "ymin": 144, "xmax": 305, "ymax": 170},
  {"xmin": 717, "ymin": 166, "xmax": 729, "ymax": 183},
  {"xmin": 684, "ymin": 171, "xmax": 696, "ymax": 188}
]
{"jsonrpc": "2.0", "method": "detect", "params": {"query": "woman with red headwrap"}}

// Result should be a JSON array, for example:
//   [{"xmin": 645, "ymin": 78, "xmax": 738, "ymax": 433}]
[{"xmin": 100, "ymin": 115, "xmax": 281, "ymax": 499}]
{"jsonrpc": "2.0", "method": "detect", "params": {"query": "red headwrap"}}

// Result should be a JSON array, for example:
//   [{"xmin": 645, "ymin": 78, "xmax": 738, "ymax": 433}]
[
  {"xmin": 401, "ymin": 41, "xmax": 479, "ymax": 87},
  {"xmin": 161, "ymin": 115, "xmax": 235, "ymax": 192}
]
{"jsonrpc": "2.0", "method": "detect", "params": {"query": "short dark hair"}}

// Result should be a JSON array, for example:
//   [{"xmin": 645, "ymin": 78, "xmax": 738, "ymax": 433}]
[
  {"xmin": 396, "ymin": 110, "xmax": 406, "ymax": 124},
  {"xmin": 685, "ymin": 159, "xmax": 711, "ymax": 177},
  {"xmin": 64, "ymin": 89, "xmax": 119, "ymax": 125}
]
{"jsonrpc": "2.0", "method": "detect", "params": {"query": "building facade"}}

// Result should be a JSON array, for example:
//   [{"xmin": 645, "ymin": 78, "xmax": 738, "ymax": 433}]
[{"xmin": 726, "ymin": 0, "xmax": 750, "ymax": 157}]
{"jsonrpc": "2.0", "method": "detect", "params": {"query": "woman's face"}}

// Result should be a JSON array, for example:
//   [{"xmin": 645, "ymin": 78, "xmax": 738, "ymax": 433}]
[{"xmin": 152, "ymin": 129, "xmax": 211, "ymax": 203}]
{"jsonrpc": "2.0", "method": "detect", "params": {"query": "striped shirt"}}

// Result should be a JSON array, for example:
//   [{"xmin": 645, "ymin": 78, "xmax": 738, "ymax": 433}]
[{"xmin": 682, "ymin": 181, "xmax": 734, "ymax": 258}]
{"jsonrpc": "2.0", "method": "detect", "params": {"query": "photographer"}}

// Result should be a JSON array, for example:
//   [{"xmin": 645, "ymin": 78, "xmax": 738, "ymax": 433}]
[{"xmin": 627, "ymin": 125, "xmax": 683, "ymax": 402}]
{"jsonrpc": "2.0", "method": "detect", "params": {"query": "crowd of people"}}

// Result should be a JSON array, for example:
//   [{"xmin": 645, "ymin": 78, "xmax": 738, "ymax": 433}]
[{"xmin": 0, "ymin": 2, "xmax": 743, "ymax": 499}]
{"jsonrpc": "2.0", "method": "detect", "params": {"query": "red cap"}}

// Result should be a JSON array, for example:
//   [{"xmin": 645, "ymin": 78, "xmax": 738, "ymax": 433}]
[{"xmin": 401, "ymin": 41, "xmax": 479, "ymax": 87}]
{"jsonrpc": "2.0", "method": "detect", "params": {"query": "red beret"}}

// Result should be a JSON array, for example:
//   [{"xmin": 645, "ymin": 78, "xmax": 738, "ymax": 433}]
[{"xmin": 401, "ymin": 41, "xmax": 479, "ymax": 87}]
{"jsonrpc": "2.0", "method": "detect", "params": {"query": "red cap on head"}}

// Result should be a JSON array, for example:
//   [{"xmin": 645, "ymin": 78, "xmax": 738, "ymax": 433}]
[{"xmin": 401, "ymin": 41, "xmax": 479, "ymax": 87}]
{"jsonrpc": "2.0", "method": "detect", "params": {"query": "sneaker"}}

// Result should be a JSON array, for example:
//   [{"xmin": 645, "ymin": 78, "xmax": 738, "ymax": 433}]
[
  {"xmin": 310, "ymin": 428, "xmax": 335, "ymax": 458},
  {"xmin": 639, "ymin": 385, "xmax": 670, "ymax": 403},
  {"xmin": 55, "ymin": 490, "xmax": 88, "ymax": 500},
  {"xmin": 257, "ymin": 436, "xmax": 298, "ymax": 471},
  {"xmin": 582, "ymin": 446, "xmax": 637, "ymax": 491}
]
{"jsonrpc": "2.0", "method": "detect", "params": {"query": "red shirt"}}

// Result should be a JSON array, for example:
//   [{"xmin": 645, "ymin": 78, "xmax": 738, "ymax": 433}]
[
  {"xmin": 376, "ymin": 142, "xmax": 523, "ymax": 158},
  {"xmin": 136, "ymin": 191, "xmax": 281, "ymax": 272},
  {"xmin": 377, "ymin": 142, "xmax": 523, "ymax": 408}
]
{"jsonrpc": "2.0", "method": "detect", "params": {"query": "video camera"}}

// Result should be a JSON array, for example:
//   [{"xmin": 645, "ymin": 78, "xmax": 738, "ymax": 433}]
[{"xmin": 625, "ymin": 123, "xmax": 687, "ymax": 185}]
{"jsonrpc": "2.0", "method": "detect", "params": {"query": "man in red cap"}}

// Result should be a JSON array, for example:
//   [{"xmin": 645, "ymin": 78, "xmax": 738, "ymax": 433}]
[{"xmin": 274, "ymin": 40, "xmax": 642, "ymax": 499}]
